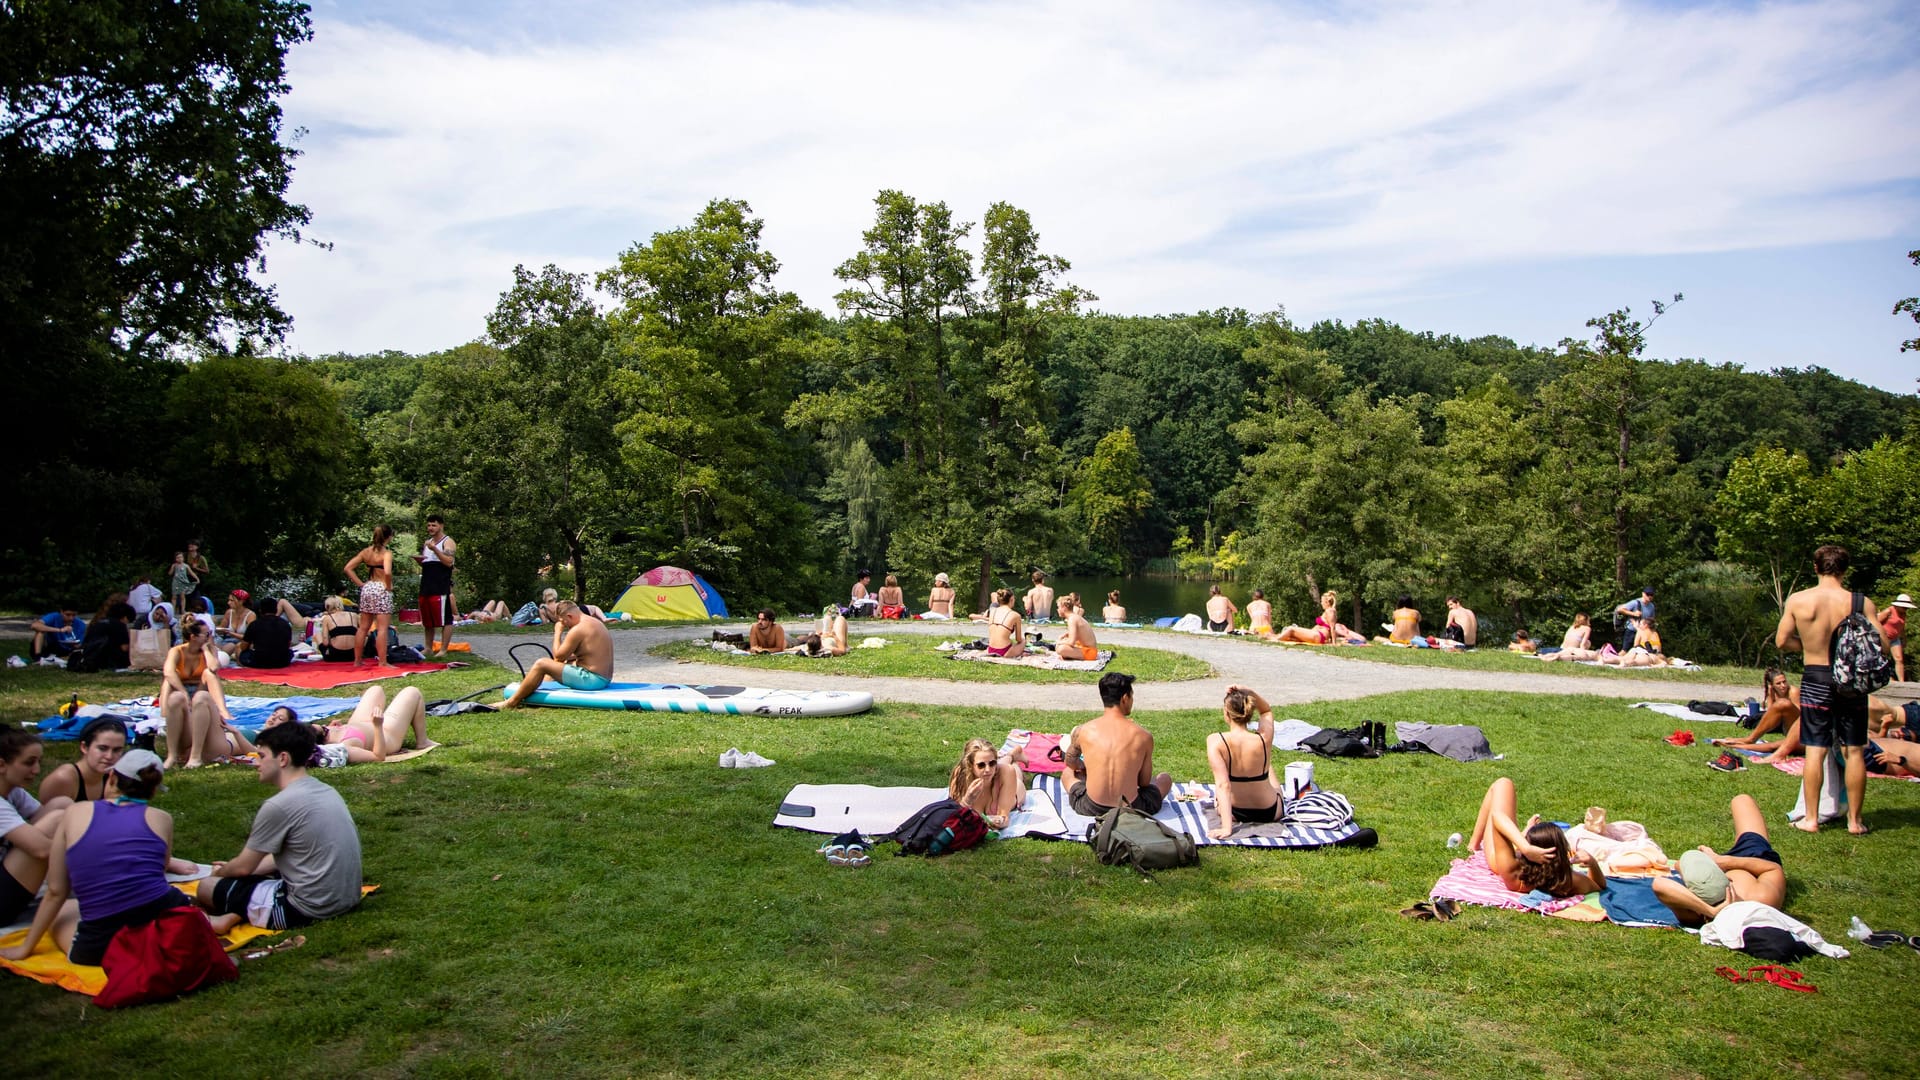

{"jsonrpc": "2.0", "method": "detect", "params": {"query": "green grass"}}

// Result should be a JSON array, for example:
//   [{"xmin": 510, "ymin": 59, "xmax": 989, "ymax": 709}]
[
  {"xmin": 4, "ymin": 653, "xmax": 1917, "ymax": 1078},
  {"xmin": 651, "ymin": 636, "xmax": 1214, "ymax": 683},
  {"xmin": 1255, "ymin": 638, "xmax": 1758, "ymax": 686}
]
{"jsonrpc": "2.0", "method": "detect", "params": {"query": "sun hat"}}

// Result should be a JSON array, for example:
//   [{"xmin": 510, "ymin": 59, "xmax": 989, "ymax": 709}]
[
  {"xmin": 112, "ymin": 748, "xmax": 165, "ymax": 780},
  {"xmin": 934, "ymin": 572, "xmax": 949, "ymax": 584},
  {"xmin": 1679, "ymin": 850, "xmax": 1729, "ymax": 905},
  {"xmin": 1893, "ymin": 594, "xmax": 1916, "ymax": 610}
]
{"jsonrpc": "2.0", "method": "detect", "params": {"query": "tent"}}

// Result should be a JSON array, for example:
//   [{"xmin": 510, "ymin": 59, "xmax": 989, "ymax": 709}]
[{"xmin": 609, "ymin": 566, "xmax": 729, "ymax": 621}]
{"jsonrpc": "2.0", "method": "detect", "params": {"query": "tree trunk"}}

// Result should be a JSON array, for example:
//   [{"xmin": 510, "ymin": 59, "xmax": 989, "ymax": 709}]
[
  {"xmin": 1614, "ymin": 403, "xmax": 1630, "ymax": 589},
  {"xmin": 567, "ymin": 531, "xmax": 589, "ymax": 605},
  {"xmin": 976, "ymin": 550, "xmax": 993, "ymax": 613}
]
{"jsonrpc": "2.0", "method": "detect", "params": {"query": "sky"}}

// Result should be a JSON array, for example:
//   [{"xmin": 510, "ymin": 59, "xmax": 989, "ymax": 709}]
[{"xmin": 264, "ymin": 0, "xmax": 1920, "ymax": 392}]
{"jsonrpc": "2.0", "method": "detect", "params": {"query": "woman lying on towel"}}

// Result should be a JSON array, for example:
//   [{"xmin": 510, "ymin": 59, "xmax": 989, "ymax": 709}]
[
  {"xmin": 950, "ymin": 739, "xmax": 1024, "ymax": 829},
  {"xmin": 1203, "ymin": 685, "xmax": 1282, "ymax": 839},
  {"xmin": 0, "ymin": 749, "xmax": 234, "ymax": 966},
  {"xmin": 1271, "ymin": 590, "xmax": 1345, "ymax": 645},
  {"xmin": 261, "ymin": 685, "xmax": 438, "ymax": 766},
  {"xmin": 1469, "ymin": 778, "xmax": 1605, "ymax": 898}
]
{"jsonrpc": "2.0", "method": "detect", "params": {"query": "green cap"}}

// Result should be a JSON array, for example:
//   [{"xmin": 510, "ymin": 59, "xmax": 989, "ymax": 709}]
[{"xmin": 1679, "ymin": 850, "xmax": 1729, "ymax": 905}]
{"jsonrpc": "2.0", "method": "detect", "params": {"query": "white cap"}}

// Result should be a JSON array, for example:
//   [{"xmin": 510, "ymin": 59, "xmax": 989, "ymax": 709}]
[
  {"xmin": 1893, "ymin": 594, "xmax": 1916, "ymax": 610},
  {"xmin": 934, "ymin": 573, "xmax": 950, "ymax": 584},
  {"xmin": 112, "ymin": 748, "xmax": 164, "ymax": 779}
]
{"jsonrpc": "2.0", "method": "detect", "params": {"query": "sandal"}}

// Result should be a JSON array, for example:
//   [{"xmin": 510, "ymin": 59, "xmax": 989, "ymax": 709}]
[
  {"xmin": 1398, "ymin": 902, "xmax": 1438, "ymax": 920},
  {"xmin": 1863, "ymin": 930, "xmax": 1909, "ymax": 949}
]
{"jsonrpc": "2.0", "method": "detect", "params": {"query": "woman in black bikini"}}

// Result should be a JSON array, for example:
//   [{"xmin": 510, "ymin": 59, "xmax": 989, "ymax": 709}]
[
  {"xmin": 37, "ymin": 716, "xmax": 128, "ymax": 804},
  {"xmin": 1203, "ymin": 685, "xmax": 1283, "ymax": 838}
]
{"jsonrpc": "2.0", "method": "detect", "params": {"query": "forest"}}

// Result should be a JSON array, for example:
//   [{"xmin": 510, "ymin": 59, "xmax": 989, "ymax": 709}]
[{"xmin": 10, "ymin": 188, "xmax": 1917, "ymax": 666}]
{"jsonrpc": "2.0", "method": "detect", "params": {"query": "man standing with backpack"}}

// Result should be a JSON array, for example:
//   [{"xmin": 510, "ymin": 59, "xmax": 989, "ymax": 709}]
[{"xmin": 1776, "ymin": 545, "xmax": 1888, "ymax": 835}]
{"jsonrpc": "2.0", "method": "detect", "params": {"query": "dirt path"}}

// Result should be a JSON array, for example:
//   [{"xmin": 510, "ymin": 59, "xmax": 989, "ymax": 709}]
[{"xmin": 464, "ymin": 621, "xmax": 1754, "ymax": 712}]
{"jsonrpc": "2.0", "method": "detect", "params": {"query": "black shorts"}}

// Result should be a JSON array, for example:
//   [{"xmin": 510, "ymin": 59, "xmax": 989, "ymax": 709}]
[
  {"xmin": 1725, "ymin": 831, "xmax": 1782, "ymax": 867},
  {"xmin": 1207, "ymin": 619, "xmax": 1231, "ymax": 632},
  {"xmin": 0, "ymin": 865, "xmax": 35, "ymax": 924},
  {"xmin": 1798, "ymin": 666, "xmax": 1868, "ymax": 749},
  {"xmin": 205, "ymin": 876, "xmax": 317, "ymax": 931},
  {"xmin": 68, "ymin": 891, "xmax": 195, "ymax": 966},
  {"xmin": 1068, "ymin": 780, "xmax": 1165, "ymax": 818},
  {"xmin": 1231, "ymin": 799, "xmax": 1279, "ymax": 824}
]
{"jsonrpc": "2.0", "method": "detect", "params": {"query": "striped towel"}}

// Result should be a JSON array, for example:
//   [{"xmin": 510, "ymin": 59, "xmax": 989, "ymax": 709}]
[
  {"xmin": 1026, "ymin": 775, "xmax": 1364, "ymax": 849},
  {"xmin": 1429, "ymin": 849, "xmax": 1586, "ymax": 914}
]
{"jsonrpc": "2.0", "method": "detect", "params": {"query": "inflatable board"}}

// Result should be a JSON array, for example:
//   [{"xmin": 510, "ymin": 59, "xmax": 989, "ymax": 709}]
[{"xmin": 506, "ymin": 680, "xmax": 874, "ymax": 717}]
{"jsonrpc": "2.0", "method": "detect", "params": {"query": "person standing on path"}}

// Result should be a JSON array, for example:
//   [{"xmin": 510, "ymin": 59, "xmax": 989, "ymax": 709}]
[
  {"xmin": 1776, "ymin": 544, "xmax": 1885, "ymax": 835},
  {"xmin": 415, "ymin": 514, "xmax": 457, "ymax": 658}
]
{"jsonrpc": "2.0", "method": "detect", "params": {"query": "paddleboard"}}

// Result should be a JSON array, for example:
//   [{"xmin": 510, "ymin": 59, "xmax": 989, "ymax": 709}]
[{"xmin": 506, "ymin": 680, "xmax": 874, "ymax": 717}]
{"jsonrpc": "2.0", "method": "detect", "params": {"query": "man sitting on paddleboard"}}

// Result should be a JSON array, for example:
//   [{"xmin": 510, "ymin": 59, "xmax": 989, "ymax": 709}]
[{"xmin": 501, "ymin": 601, "xmax": 615, "ymax": 708}]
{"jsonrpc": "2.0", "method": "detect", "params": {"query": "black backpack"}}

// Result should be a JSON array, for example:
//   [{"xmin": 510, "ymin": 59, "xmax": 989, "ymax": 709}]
[
  {"xmin": 1830, "ymin": 592, "xmax": 1893, "ymax": 698},
  {"xmin": 887, "ymin": 799, "xmax": 988, "ymax": 857},
  {"xmin": 1087, "ymin": 805, "xmax": 1198, "ymax": 875},
  {"xmin": 1301, "ymin": 727, "xmax": 1373, "ymax": 758},
  {"xmin": 1688, "ymin": 701, "xmax": 1738, "ymax": 717}
]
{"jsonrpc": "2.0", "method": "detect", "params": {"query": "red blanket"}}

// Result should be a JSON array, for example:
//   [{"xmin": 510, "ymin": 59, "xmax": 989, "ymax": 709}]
[{"xmin": 216, "ymin": 660, "xmax": 451, "ymax": 689}]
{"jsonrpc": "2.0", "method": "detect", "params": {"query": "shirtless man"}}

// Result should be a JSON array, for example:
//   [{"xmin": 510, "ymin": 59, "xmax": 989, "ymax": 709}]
[
  {"xmin": 1024, "ymin": 572, "xmax": 1055, "ymax": 622},
  {"xmin": 1059, "ymin": 673, "xmax": 1172, "ymax": 818},
  {"xmin": 1652, "ymin": 794, "xmax": 1787, "ymax": 925},
  {"xmin": 925, "ymin": 573, "xmax": 955, "ymax": 619},
  {"xmin": 1444, "ymin": 597, "xmax": 1478, "ymax": 646},
  {"xmin": 985, "ymin": 588, "xmax": 1025, "ymax": 658},
  {"xmin": 747, "ymin": 610, "xmax": 787, "ymax": 654},
  {"xmin": 1204, "ymin": 585, "xmax": 1238, "ymax": 632},
  {"xmin": 1054, "ymin": 595, "xmax": 1099, "ymax": 661},
  {"xmin": 1775, "ymin": 544, "xmax": 1884, "ymax": 835},
  {"xmin": 501, "ymin": 601, "xmax": 615, "ymax": 708}
]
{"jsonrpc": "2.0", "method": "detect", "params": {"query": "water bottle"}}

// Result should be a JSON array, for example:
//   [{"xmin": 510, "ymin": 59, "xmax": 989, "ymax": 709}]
[
  {"xmin": 1446, "ymin": 832, "xmax": 1463, "ymax": 849},
  {"xmin": 1848, "ymin": 916, "xmax": 1872, "ymax": 942}
]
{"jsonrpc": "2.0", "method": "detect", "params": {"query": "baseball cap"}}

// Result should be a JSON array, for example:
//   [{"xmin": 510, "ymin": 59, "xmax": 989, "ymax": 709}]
[
  {"xmin": 112, "ymin": 748, "xmax": 165, "ymax": 780},
  {"xmin": 1678, "ymin": 850, "xmax": 1729, "ymax": 905}
]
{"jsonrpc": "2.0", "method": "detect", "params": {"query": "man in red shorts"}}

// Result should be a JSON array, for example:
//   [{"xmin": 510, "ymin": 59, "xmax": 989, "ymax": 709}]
[{"xmin": 414, "ymin": 514, "xmax": 457, "ymax": 658}]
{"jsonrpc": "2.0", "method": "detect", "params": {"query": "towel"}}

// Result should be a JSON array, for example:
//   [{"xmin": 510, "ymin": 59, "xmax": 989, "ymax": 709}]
[
  {"xmin": 948, "ymin": 650, "xmax": 1113, "ymax": 671},
  {"xmin": 1769, "ymin": 757, "xmax": 1920, "ymax": 783},
  {"xmin": 37, "ymin": 695, "xmax": 358, "ymax": 740},
  {"xmin": 1428, "ymin": 850, "xmax": 1586, "ymax": 914},
  {"xmin": 1630, "ymin": 702, "xmax": 1745, "ymax": 724},
  {"xmin": 214, "ymin": 660, "xmax": 453, "ymax": 689},
  {"xmin": 1024, "ymin": 775, "xmax": 1365, "ymax": 849},
  {"xmin": 999, "ymin": 730, "xmax": 1066, "ymax": 774},
  {"xmin": 1595, "ymin": 876, "xmax": 1682, "ymax": 928}
]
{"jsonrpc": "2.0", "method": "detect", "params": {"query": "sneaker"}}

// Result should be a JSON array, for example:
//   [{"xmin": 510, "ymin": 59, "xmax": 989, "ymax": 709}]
[
  {"xmin": 719, "ymin": 747, "xmax": 742, "ymax": 768},
  {"xmin": 735, "ymin": 750, "xmax": 776, "ymax": 768},
  {"xmin": 1708, "ymin": 751, "xmax": 1746, "ymax": 772}
]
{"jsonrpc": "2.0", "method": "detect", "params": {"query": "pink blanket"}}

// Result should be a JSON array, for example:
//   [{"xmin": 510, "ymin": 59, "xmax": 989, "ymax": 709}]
[{"xmin": 1429, "ymin": 850, "xmax": 1586, "ymax": 914}]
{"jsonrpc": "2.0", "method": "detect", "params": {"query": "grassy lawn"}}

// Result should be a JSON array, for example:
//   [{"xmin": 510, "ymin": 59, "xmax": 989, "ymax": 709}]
[
  {"xmin": 4, "ymin": 653, "xmax": 1917, "ymax": 1078},
  {"xmin": 651, "ymin": 636, "xmax": 1214, "ymax": 684},
  {"xmin": 1256, "ymin": 638, "xmax": 1759, "ymax": 687}
]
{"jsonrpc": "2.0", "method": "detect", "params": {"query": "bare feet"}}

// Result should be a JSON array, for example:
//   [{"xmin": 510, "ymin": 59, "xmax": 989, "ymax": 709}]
[
  {"xmin": 208, "ymin": 913, "xmax": 243, "ymax": 935},
  {"xmin": 1792, "ymin": 819, "xmax": 1820, "ymax": 833},
  {"xmin": 1849, "ymin": 821, "xmax": 1871, "ymax": 835},
  {"xmin": 184, "ymin": 758, "xmax": 203, "ymax": 769},
  {"xmin": 416, "ymin": 740, "xmax": 441, "ymax": 751}
]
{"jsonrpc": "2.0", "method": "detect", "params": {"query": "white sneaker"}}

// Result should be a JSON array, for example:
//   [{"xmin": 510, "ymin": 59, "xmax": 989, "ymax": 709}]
[
  {"xmin": 735, "ymin": 750, "xmax": 776, "ymax": 768},
  {"xmin": 5, "ymin": 656, "xmax": 24, "ymax": 668},
  {"xmin": 719, "ymin": 747, "xmax": 742, "ymax": 768}
]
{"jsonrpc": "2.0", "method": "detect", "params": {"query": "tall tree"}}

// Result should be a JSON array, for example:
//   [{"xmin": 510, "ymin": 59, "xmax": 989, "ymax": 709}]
[
  {"xmin": 1712, "ymin": 447, "xmax": 1818, "ymax": 611},
  {"xmin": 1896, "ymin": 249, "xmax": 1920, "ymax": 355},
  {"xmin": 1070, "ymin": 428, "xmax": 1153, "ymax": 570}
]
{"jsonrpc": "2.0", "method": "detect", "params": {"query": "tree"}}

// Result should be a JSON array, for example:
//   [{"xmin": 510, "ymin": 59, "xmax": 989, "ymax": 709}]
[
  {"xmin": 1896, "ymin": 249, "xmax": 1920, "ymax": 354},
  {"xmin": 1810, "ymin": 434, "xmax": 1920, "ymax": 595},
  {"xmin": 599, "ymin": 199, "xmax": 827, "ymax": 608},
  {"xmin": 1712, "ymin": 448, "xmax": 1818, "ymax": 611},
  {"xmin": 1070, "ymin": 428, "xmax": 1153, "ymax": 569}
]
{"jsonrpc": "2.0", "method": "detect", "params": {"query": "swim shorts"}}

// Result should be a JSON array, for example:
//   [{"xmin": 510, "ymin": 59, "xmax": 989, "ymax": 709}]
[
  {"xmin": 1059, "ymin": 643, "xmax": 1098, "ymax": 662},
  {"xmin": 1797, "ymin": 665, "xmax": 1867, "ymax": 749},
  {"xmin": 560, "ymin": 664, "xmax": 611, "ymax": 691},
  {"xmin": 358, "ymin": 581, "xmax": 392, "ymax": 616},
  {"xmin": 419, "ymin": 593, "xmax": 453, "ymax": 633},
  {"xmin": 1068, "ymin": 780, "xmax": 1165, "ymax": 818},
  {"xmin": 1725, "ymin": 830, "xmax": 1782, "ymax": 866}
]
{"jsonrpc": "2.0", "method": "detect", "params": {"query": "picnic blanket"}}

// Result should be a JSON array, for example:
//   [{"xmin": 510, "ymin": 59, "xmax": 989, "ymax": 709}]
[
  {"xmin": 1630, "ymin": 701, "xmax": 1745, "ymax": 723},
  {"xmin": 36, "ymin": 696, "xmax": 358, "ymax": 740},
  {"xmin": 770, "ymin": 784, "xmax": 1054, "ymax": 838},
  {"xmin": 1428, "ymin": 850, "xmax": 1587, "ymax": 915},
  {"xmin": 1024, "ymin": 774, "xmax": 1367, "ymax": 849},
  {"xmin": 1, "ymin": 884, "xmax": 379, "ymax": 996},
  {"xmin": 215, "ymin": 660, "xmax": 452, "ymax": 689},
  {"xmin": 949, "ymin": 649, "xmax": 1113, "ymax": 672},
  {"xmin": 999, "ymin": 730, "xmax": 1066, "ymax": 774}
]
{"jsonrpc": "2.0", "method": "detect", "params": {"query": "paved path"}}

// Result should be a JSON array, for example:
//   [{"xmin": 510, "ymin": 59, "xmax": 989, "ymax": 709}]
[{"xmin": 465, "ymin": 621, "xmax": 1753, "ymax": 712}]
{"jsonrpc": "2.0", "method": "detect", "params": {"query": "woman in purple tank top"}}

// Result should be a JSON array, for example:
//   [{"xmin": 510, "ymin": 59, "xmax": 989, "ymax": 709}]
[{"xmin": 0, "ymin": 750, "xmax": 237, "ymax": 966}]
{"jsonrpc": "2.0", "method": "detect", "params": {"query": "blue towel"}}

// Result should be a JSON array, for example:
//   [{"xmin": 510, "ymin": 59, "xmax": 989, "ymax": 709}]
[
  {"xmin": 1596, "ymin": 875, "xmax": 1681, "ymax": 928},
  {"xmin": 36, "ymin": 695, "xmax": 357, "ymax": 740}
]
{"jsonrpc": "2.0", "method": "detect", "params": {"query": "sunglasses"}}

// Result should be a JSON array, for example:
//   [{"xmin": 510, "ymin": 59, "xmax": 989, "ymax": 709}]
[{"xmin": 973, "ymin": 757, "xmax": 996, "ymax": 769}]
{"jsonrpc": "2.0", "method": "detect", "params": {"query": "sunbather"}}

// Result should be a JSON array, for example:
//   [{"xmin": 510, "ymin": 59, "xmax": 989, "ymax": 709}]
[
  {"xmin": 1203, "ymin": 685, "xmax": 1282, "ymax": 839},
  {"xmin": 1651, "ymin": 794, "xmax": 1786, "ymax": 926},
  {"xmin": 1272, "ymin": 590, "xmax": 1341, "ymax": 644},
  {"xmin": 1509, "ymin": 630, "xmax": 1538, "ymax": 654},
  {"xmin": 501, "ymin": 601, "xmax": 615, "ymax": 709},
  {"xmin": 1054, "ymin": 595, "xmax": 1100, "ymax": 661},
  {"xmin": 1374, "ymin": 595, "xmax": 1421, "ymax": 646},
  {"xmin": 748, "ymin": 610, "xmax": 788, "ymax": 653},
  {"xmin": 1246, "ymin": 590, "xmax": 1273, "ymax": 636},
  {"xmin": 985, "ymin": 588, "xmax": 1025, "ymax": 658},
  {"xmin": 1060, "ymin": 673, "xmax": 1171, "ymax": 817},
  {"xmin": 1865, "ymin": 736, "xmax": 1920, "ymax": 778},
  {"xmin": 876, "ymin": 575, "xmax": 906, "ymax": 619},
  {"xmin": 261, "ymin": 684, "xmax": 437, "ymax": 765},
  {"xmin": 1596, "ymin": 645, "xmax": 1669, "ymax": 668},
  {"xmin": 1023, "ymin": 572, "xmax": 1054, "ymax": 621},
  {"xmin": 161, "ymin": 620, "xmax": 237, "ymax": 769},
  {"xmin": 1204, "ymin": 585, "xmax": 1238, "ymax": 632},
  {"xmin": 1561, "ymin": 614, "xmax": 1593, "ymax": 651},
  {"xmin": 1869, "ymin": 695, "xmax": 1917, "ymax": 740},
  {"xmin": 1102, "ymin": 591, "xmax": 1126, "ymax": 624},
  {"xmin": 949, "ymin": 738, "xmax": 1023, "ymax": 829},
  {"xmin": 217, "ymin": 589, "xmax": 254, "ymax": 642},
  {"xmin": 1710, "ymin": 670, "xmax": 1799, "ymax": 748},
  {"xmin": 465, "ymin": 600, "xmax": 511, "ymax": 623},
  {"xmin": 1, "ymin": 729, "xmax": 74, "ymax": 928},
  {"xmin": 925, "ymin": 574, "xmax": 955, "ymax": 619},
  {"xmin": 344, "ymin": 524, "xmax": 395, "ymax": 667},
  {"xmin": 1468, "ymin": 777, "xmax": 1604, "ymax": 898}
]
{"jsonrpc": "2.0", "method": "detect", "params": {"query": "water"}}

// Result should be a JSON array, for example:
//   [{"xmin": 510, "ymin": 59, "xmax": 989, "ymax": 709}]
[{"xmin": 1045, "ymin": 575, "xmax": 1256, "ymax": 623}]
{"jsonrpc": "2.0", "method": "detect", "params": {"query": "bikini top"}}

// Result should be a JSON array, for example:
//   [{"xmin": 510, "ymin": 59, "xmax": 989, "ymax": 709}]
[
  {"xmin": 1215, "ymin": 732, "xmax": 1269, "ymax": 784},
  {"xmin": 989, "ymin": 608, "xmax": 1017, "ymax": 630},
  {"xmin": 172, "ymin": 644, "xmax": 207, "ymax": 684},
  {"xmin": 60, "ymin": 762, "xmax": 106, "ymax": 801}
]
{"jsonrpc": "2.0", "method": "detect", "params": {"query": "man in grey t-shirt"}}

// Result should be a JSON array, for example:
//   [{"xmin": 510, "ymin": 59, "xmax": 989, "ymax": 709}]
[{"xmin": 195, "ymin": 721, "xmax": 362, "ymax": 929}]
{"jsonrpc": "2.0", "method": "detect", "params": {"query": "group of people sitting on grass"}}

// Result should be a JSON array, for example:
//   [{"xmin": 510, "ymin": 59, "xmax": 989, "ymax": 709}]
[
  {"xmin": 1702, "ymin": 668, "xmax": 1920, "ymax": 779},
  {"xmin": 0, "ymin": 718, "xmax": 366, "ymax": 973}
]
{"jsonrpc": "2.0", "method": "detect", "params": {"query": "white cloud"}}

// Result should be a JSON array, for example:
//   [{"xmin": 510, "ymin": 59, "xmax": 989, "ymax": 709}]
[{"xmin": 263, "ymin": 0, "xmax": 1920, "ymax": 374}]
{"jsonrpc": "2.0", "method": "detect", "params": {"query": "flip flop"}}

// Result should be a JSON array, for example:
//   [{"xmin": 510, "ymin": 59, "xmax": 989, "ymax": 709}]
[
  {"xmin": 1398, "ymin": 902, "xmax": 1436, "ymax": 920},
  {"xmin": 1863, "ymin": 930, "xmax": 1909, "ymax": 949},
  {"xmin": 1431, "ymin": 899, "xmax": 1459, "ymax": 922}
]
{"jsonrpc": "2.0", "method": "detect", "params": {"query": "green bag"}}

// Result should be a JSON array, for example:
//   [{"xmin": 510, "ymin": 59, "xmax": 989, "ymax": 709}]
[{"xmin": 1087, "ymin": 804, "xmax": 1198, "ymax": 875}]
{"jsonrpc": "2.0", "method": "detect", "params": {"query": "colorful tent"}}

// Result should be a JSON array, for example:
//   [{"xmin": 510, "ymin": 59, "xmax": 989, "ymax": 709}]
[{"xmin": 609, "ymin": 566, "xmax": 728, "ymax": 620}]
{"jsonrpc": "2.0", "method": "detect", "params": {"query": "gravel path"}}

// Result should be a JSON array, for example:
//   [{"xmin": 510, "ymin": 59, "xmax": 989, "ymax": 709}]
[{"xmin": 463, "ymin": 621, "xmax": 1753, "ymax": 712}]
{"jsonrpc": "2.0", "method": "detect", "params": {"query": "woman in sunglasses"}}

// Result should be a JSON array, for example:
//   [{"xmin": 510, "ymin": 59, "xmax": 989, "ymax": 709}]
[{"xmin": 947, "ymin": 738, "xmax": 1024, "ymax": 830}]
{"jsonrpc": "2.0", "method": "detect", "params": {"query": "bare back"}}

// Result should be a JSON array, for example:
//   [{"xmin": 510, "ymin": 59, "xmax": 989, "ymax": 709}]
[
  {"xmin": 1025, "ymin": 585, "xmax": 1054, "ymax": 619},
  {"xmin": 927, "ymin": 587, "xmax": 954, "ymax": 616},
  {"xmin": 1779, "ymin": 581, "xmax": 1876, "ymax": 665},
  {"xmin": 1070, "ymin": 712, "xmax": 1155, "ymax": 808},
  {"xmin": 988, "ymin": 607, "xmax": 1023, "ymax": 650}
]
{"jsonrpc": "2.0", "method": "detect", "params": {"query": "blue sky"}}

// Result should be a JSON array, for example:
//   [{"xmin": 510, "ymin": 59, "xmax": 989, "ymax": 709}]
[{"xmin": 266, "ymin": 0, "xmax": 1920, "ymax": 391}]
